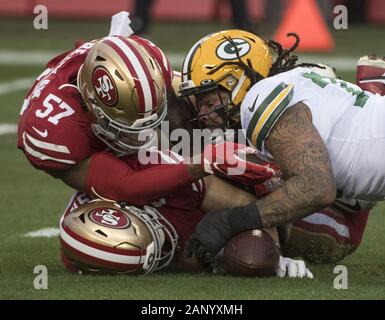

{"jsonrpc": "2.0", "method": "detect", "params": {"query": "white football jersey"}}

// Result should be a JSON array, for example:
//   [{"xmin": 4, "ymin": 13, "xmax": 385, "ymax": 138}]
[{"xmin": 241, "ymin": 67, "xmax": 385, "ymax": 201}]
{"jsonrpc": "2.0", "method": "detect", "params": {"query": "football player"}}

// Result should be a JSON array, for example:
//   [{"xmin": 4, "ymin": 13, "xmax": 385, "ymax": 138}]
[
  {"xmin": 17, "ymin": 15, "xmax": 312, "ymax": 278},
  {"xmin": 17, "ymin": 32, "xmax": 241, "ymax": 209},
  {"xmin": 59, "ymin": 151, "xmax": 314, "ymax": 278},
  {"xmin": 178, "ymin": 29, "xmax": 384, "ymax": 265},
  {"xmin": 17, "ymin": 20, "xmax": 276, "ymax": 218}
]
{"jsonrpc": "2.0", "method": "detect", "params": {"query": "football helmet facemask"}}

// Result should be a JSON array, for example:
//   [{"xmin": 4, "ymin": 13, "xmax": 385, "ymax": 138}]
[
  {"xmin": 78, "ymin": 36, "xmax": 167, "ymax": 154},
  {"xmin": 179, "ymin": 29, "xmax": 272, "ymax": 128},
  {"xmin": 59, "ymin": 199, "xmax": 178, "ymax": 275}
]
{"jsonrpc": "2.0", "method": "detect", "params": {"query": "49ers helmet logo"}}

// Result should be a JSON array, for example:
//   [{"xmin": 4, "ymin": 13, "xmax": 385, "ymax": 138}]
[
  {"xmin": 216, "ymin": 38, "xmax": 251, "ymax": 60},
  {"xmin": 89, "ymin": 207, "xmax": 130, "ymax": 229},
  {"xmin": 92, "ymin": 67, "xmax": 118, "ymax": 106}
]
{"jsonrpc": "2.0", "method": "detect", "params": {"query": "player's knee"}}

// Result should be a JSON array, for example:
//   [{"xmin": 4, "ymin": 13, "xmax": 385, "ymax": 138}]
[
  {"xmin": 281, "ymin": 208, "xmax": 368, "ymax": 264},
  {"xmin": 282, "ymin": 225, "xmax": 352, "ymax": 264}
]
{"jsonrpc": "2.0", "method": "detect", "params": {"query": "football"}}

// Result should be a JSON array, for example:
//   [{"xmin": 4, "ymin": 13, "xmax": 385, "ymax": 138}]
[{"xmin": 223, "ymin": 229, "xmax": 280, "ymax": 277}]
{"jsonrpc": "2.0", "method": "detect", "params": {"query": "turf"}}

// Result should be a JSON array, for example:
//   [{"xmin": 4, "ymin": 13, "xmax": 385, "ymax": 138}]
[{"xmin": 0, "ymin": 18, "xmax": 384, "ymax": 300}]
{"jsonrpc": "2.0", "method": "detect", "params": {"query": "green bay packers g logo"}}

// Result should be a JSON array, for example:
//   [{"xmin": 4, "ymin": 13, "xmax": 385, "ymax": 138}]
[{"xmin": 216, "ymin": 38, "xmax": 251, "ymax": 60}]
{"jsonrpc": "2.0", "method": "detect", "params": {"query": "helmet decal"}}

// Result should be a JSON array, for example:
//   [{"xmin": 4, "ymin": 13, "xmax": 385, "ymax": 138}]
[
  {"xmin": 216, "ymin": 38, "xmax": 251, "ymax": 60},
  {"xmin": 89, "ymin": 207, "xmax": 131, "ymax": 229},
  {"xmin": 92, "ymin": 67, "xmax": 118, "ymax": 106}
]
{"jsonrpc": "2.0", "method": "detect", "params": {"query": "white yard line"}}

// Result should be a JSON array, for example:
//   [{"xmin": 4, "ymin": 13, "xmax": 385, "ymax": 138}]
[
  {"xmin": 0, "ymin": 50, "xmax": 59, "ymax": 66},
  {"xmin": 0, "ymin": 77, "xmax": 34, "ymax": 95},
  {"xmin": 0, "ymin": 49, "xmax": 359, "ymax": 71},
  {"xmin": 0, "ymin": 123, "xmax": 17, "ymax": 135},
  {"xmin": 23, "ymin": 227, "xmax": 60, "ymax": 238}
]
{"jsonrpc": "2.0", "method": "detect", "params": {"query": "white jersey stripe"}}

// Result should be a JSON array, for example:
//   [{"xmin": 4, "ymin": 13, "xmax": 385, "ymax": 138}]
[
  {"xmin": 107, "ymin": 37, "xmax": 153, "ymax": 114},
  {"xmin": 302, "ymin": 212, "xmax": 350, "ymax": 238},
  {"xmin": 25, "ymin": 132, "xmax": 70, "ymax": 153},
  {"xmin": 59, "ymin": 224, "xmax": 146, "ymax": 264},
  {"xmin": 23, "ymin": 133, "xmax": 75, "ymax": 165}
]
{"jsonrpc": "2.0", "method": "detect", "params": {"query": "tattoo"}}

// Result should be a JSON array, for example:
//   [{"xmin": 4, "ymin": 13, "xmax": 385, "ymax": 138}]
[{"xmin": 257, "ymin": 102, "xmax": 336, "ymax": 228}]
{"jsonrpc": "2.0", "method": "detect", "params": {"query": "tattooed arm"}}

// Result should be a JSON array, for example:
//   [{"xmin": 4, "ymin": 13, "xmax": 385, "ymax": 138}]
[
  {"xmin": 183, "ymin": 102, "xmax": 336, "ymax": 264},
  {"xmin": 256, "ymin": 102, "xmax": 336, "ymax": 228}
]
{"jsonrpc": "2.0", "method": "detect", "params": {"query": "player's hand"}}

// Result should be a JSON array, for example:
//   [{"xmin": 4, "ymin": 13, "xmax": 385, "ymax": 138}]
[
  {"xmin": 276, "ymin": 256, "xmax": 314, "ymax": 279},
  {"xmin": 184, "ymin": 203, "xmax": 263, "ymax": 268},
  {"xmin": 201, "ymin": 141, "xmax": 275, "ymax": 184},
  {"xmin": 184, "ymin": 210, "xmax": 233, "ymax": 268}
]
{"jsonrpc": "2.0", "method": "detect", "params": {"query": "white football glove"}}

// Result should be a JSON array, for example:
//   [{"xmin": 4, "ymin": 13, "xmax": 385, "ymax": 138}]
[{"xmin": 276, "ymin": 256, "xmax": 314, "ymax": 279}]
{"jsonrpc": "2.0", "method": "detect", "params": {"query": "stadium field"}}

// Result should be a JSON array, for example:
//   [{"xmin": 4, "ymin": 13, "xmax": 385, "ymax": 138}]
[{"xmin": 1, "ymin": 18, "xmax": 385, "ymax": 300}]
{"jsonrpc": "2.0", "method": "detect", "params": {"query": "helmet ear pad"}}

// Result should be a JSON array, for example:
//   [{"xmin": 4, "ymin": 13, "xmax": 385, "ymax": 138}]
[
  {"xmin": 59, "ymin": 200, "xmax": 178, "ymax": 275},
  {"xmin": 78, "ymin": 36, "xmax": 168, "ymax": 152}
]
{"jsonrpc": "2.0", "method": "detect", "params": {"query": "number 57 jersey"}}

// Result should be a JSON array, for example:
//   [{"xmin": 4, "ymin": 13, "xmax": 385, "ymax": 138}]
[
  {"xmin": 241, "ymin": 67, "xmax": 385, "ymax": 201},
  {"xmin": 17, "ymin": 36, "xmax": 173, "ymax": 175},
  {"xmin": 17, "ymin": 41, "xmax": 107, "ymax": 174}
]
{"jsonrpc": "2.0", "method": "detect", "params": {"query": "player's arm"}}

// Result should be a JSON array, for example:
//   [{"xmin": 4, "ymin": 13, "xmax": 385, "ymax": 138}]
[
  {"xmin": 257, "ymin": 102, "xmax": 337, "ymax": 227},
  {"xmin": 183, "ymin": 103, "xmax": 335, "ymax": 266},
  {"xmin": 184, "ymin": 174, "xmax": 314, "ymax": 277},
  {"xmin": 201, "ymin": 174, "xmax": 280, "ymax": 243},
  {"xmin": 51, "ymin": 152, "xmax": 207, "ymax": 205}
]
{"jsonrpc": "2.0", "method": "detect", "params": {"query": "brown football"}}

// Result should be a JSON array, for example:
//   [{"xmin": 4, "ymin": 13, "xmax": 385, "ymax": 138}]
[{"xmin": 223, "ymin": 229, "xmax": 280, "ymax": 277}]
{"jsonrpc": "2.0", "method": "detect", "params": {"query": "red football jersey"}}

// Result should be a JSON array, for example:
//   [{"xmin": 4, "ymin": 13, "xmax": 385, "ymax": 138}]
[
  {"xmin": 17, "ymin": 41, "xmax": 104, "ymax": 173},
  {"xmin": 120, "ymin": 152, "xmax": 205, "ymax": 248},
  {"xmin": 64, "ymin": 172, "xmax": 205, "ymax": 252},
  {"xmin": 17, "ymin": 37, "xmax": 173, "ymax": 175}
]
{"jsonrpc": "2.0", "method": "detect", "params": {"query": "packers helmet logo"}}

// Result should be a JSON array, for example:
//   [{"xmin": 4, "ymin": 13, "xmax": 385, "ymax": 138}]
[
  {"xmin": 216, "ymin": 38, "xmax": 251, "ymax": 60},
  {"xmin": 89, "ymin": 208, "xmax": 130, "ymax": 229},
  {"xmin": 92, "ymin": 67, "xmax": 118, "ymax": 106}
]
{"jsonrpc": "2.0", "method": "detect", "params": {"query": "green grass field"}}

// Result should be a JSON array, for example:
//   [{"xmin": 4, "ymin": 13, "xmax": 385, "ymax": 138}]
[{"xmin": 0, "ymin": 18, "xmax": 385, "ymax": 300}]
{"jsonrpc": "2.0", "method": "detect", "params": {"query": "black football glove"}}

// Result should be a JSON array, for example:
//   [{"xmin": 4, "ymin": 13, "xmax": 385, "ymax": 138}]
[{"xmin": 184, "ymin": 202, "xmax": 262, "ymax": 267}]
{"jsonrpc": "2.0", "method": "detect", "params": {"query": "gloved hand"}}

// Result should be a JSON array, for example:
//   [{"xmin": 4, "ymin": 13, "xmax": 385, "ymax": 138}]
[
  {"xmin": 201, "ymin": 141, "xmax": 275, "ymax": 184},
  {"xmin": 184, "ymin": 202, "xmax": 262, "ymax": 267},
  {"xmin": 184, "ymin": 210, "xmax": 234, "ymax": 268},
  {"xmin": 276, "ymin": 256, "xmax": 314, "ymax": 279}
]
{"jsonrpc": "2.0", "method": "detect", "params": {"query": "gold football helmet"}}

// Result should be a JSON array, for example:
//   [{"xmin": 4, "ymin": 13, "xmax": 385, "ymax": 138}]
[
  {"xmin": 78, "ymin": 36, "xmax": 167, "ymax": 153},
  {"xmin": 59, "ymin": 199, "xmax": 178, "ymax": 274},
  {"xmin": 179, "ymin": 29, "xmax": 272, "ymax": 127}
]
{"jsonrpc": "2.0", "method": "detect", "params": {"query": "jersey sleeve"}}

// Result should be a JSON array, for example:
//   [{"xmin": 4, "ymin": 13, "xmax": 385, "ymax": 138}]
[
  {"xmin": 18, "ymin": 89, "xmax": 95, "ymax": 174},
  {"xmin": 241, "ymin": 74, "xmax": 302, "ymax": 154}
]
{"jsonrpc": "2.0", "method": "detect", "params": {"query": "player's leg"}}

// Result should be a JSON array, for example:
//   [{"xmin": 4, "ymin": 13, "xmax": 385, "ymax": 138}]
[
  {"xmin": 356, "ymin": 54, "xmax": 385, "ymax": 95},
  {"xmin": 282, "ymin": 205, "xmax": 370, "ymax": 264}
]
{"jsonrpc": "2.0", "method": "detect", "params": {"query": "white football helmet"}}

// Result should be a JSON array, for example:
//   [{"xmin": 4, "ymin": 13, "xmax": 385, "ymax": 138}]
[{"xmin": 59, "ymin": 199, "xmax": 178, "ymax": 275}]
